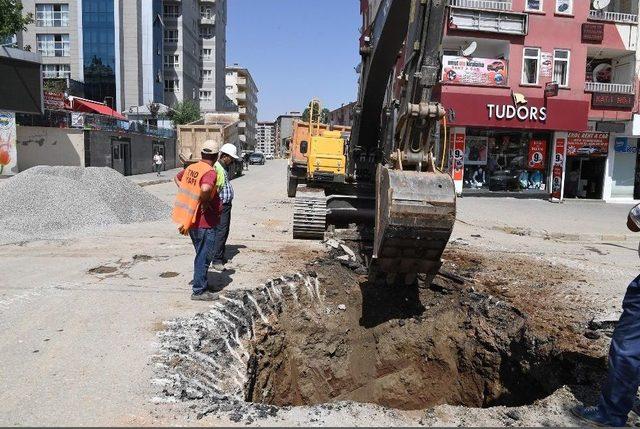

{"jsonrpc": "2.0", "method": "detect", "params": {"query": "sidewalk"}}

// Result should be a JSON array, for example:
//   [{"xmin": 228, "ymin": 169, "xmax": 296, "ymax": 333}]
[
  {"xmin": 128, "ymin": 168, "xmax": 181, "ymax": 187},
  {"xmin": 457, "ymin": 197, "xmax": 637, "ymax": 242}
]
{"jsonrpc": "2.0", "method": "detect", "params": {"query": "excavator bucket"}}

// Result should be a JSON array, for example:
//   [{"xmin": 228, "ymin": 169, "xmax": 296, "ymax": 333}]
[{"xmin": 373, "ymin": 165, "xmax": 456, "ymax": 277}]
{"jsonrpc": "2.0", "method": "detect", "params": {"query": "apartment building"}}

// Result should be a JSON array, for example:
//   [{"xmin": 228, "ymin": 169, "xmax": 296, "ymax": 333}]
[
  {"xmin": 225, "ymin": 65, "xmax": 258, "ymax": 150},
  {"xmin": 18, "ymin": 0, "xmax": 227, "ymax": 114},
  {"xmin": 329, "ymin": 102, "xmax": 356, "ymax": 127},
  {"xmin": 256, "ymin": 122, "xmax": 276, "ymax": 157},
  {"xmin": 197, "ymin": 0, "xmax": 227, "ymax": 113},
  {"xmin": 360, "ymin": 0, "xmax": 639, "ymax": 202},
  {"xmin": 275, "ymin": 112, "xmax": 302, "ymax": 157}
]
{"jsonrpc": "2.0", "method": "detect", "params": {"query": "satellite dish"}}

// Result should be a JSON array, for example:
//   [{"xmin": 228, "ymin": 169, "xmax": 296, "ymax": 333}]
[
  {"xmin": 461, "ymin": 41, "xmax": 477, "ymax": 57},
  {"xmin": 592, "ymin": 0, "xmax": 611, "ymax": 10}
]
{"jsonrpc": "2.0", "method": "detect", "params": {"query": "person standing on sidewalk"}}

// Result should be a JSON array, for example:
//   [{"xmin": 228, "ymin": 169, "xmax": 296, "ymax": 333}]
[
  {"xmin": 153, "ymin": 151, "xmax": 164, "ymax": 176},
  {"xmin": 210, "ymin": 143, "xmax": 239, "ymax": 272},
  {"xmin": 572, "ymin": 203, "xmax": 640, "ymax": 426},
  {"xmin": 172, "ymin": 140, "xmax": 221, "ymax": 301}
]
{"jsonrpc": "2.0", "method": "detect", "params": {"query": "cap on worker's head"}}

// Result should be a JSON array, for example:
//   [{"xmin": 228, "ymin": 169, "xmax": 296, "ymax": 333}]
[
  {"xmin": 201, "ymin": 140, "xmax": 219, "ymax": 156},
  {"xmin": 220, "ymin": 143, "xmax": 240, "ymax": 159}
]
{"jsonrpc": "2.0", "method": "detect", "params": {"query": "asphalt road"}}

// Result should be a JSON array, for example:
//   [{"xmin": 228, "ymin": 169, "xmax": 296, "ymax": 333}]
[{"xmin": 0, "ymin": 159, "xmax": 638, "ymax": 426}]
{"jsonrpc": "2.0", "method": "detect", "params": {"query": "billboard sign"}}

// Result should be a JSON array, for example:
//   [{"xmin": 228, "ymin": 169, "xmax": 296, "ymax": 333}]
[
  {"xmin": 0, "ymin": 111, "xmax": 17, "ymax": 176},
  {"xmin": 528, "ymin": 139, "xmax": 547, "ymax": 170},
  {"xmin": 441, "ymin": 56, "xmax": 508, "ymax": 87},
  {"xmin": 567, "ymin": 132, "xmax": 609, "ymax": 156}
]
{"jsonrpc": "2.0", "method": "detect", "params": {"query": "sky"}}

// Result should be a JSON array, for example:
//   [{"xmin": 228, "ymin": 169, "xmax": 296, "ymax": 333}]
[{"xmin": 226, "ymin": 0, "xmax": 361, "ymax": 122}]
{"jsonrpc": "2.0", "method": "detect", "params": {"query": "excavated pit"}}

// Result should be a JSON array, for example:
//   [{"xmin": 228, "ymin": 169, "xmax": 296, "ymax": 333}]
[{"xmin": 154, "ymin": 248, "xmax": 607, "ymax": 416}]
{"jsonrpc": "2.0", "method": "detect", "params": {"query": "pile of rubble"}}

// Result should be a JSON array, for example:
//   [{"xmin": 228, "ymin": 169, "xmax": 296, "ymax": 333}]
[{"xmin": 0, "ymin": 166, "xmax": 170, "ymax": 244}]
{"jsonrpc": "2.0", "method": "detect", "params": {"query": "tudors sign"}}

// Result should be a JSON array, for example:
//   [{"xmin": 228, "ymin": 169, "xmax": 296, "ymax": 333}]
[{"xmin": 487, "ymin": 104, "xmax": 547, "ymax": 122}]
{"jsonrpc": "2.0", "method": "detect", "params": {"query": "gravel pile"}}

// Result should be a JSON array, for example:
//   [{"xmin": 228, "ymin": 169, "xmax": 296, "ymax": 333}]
[{"xmin": 0, "ymin": 166, "xmax": 171, "ymax": 244}]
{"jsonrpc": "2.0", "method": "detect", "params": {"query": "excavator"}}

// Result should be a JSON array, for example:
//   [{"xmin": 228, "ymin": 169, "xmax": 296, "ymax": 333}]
[{"xmin": 293, "ymin": 0, "xmax": 456, "ymax": 284}]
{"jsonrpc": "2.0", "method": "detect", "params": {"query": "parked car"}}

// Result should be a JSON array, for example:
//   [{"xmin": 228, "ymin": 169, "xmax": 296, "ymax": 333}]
[
  {"xmin": 265, "ymin": 154, "xmax": 274, "ymax": 160},
  {"xmin": 249, "ymin": 153, "xmax": 266, "ymax": 165}
]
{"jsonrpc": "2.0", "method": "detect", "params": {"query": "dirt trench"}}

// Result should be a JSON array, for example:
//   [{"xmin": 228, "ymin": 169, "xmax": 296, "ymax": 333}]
[
  {"xmin": 245, "ymin": 255, "xmax": 606, "ymax": 410},
  {"xmin": 155, "ymin": 246, "xmax": 608, "ymax": 417}
]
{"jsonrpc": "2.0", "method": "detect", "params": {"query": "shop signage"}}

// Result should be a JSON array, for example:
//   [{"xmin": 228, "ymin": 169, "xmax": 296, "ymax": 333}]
[
  {"xmin": 528, "ymin": 140, "xmax": 547, "ymax": 170},
  {"xmin": 541, "ymin": 52, "xmax": 553, "ymax": 78},
  {"xmin": 567, "ymin": 132, "xmax": 609, "ymax": 156},
  {"xmin": 0, "ymin": 111, "xmax": 17, "ymax": 176},
  {"xmin": 582, "ymin": 23, "xmax": 604, "ymax": 43},
  {"xmin": 596, "ymin": 122, "xmax": 626, "ymax": 133},
  {"xmin": 544, "ymin": 82, "xmax": 559, "ymax": 98},
  {"xmin": 465, "ymin": 136, "xmax": 488, "ymax": 165},
  {"xmin": 592, "ymin": 93, "xmax": 635, "ymax": 110},
  {"xmin": 487, "ymin": 104, "xmax": 547, "ymax": 122},
  {"xmin": 614, "ymin": 137, "xmax": 637, "ymax": 153},
  {"xmin": 71, "ymin": 112, "xmax": 85, "ymax": 128},
  {"xmin": 441, "ymin": 56, "xmax": 508, "ymax": 87},
  {"xmin": 551, "ymin": 138, "xmax": 565, "ymax": 199},
  {"xmin": 43, "ymin": 91, "xmax": 65, "ymax": 110},
  {"xmin": 451, "ymin": 133, "xmax": 465, "ymax": 181}
]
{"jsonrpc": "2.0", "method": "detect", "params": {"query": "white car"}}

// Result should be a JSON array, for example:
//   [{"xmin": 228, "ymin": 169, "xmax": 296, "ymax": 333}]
[{"xmin": 265, "ymin": 154, "xmax": 274, "ymax": 160}]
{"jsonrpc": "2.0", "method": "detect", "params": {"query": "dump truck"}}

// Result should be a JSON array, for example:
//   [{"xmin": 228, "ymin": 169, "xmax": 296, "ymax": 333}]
[
  {"xmin": 177, "ymin": 115, "xmax": 243, "ymax": 178},
  {"xmin": 287, "ymin": 119, "xmax": 351, "ymax": 197}
]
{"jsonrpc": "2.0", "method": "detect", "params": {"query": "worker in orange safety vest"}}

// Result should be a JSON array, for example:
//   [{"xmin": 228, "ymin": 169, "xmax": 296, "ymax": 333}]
[{"xmin": 172, "ymin": 140, "xmax": 221, "ymax": 300}]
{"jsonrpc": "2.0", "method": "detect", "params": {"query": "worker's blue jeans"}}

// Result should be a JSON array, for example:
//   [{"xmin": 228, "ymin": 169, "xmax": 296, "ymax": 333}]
[
  {"xmin": 189, "ymin": 227, "xmax": 216, "ymax": 295},
  {"xmin": 597, "ymin": 274, "xmax": 640, "ymax": 426}
]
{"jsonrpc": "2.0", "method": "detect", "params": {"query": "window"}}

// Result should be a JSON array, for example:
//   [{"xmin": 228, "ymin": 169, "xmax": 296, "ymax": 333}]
[
  {"xmin": 36, "ymin": 34, "xmax": 70, "ymax": 57},
  {"xmin": 36, "ymin": 4, "xmax": 69, "ymax": 27},
  {"xmin": 553, "ymin": 49, "xmax": 570, "ymax": 87},
  {"xmin": 225, "ymin": 85, "xmax": 233, "ymax": 90},
  {"xmin": 525, "ymin": 0, "xmax": 543, "ymax": 11},
  {"xmin": 163, "ymin": 4, "xmax": 179, "ymax": 19},
  {"xmin": 555, "ymin": 0, "xmax": 572, "ymax": 14},
  {"xmin": 201, "ymin": 48, "xmax": 212, "ymax": 60},
  {"xmin": 164, "ymin": 79, "xmax": 179, "ymax": 92},
  {"xmin": 200, "ymin": 27, "xmax": 213, "ymax": 38},
  {"xmin": 199, "ymin": 90, "xmax": 212, "ymax": 101},
  {"xmin": 42, "ymin": 64, "xmax": 71, "ymax": 78},
  {"xmin": 521, "ymin": 47, "xmax": 540, "ymax": 85},
  {"xmin": 164, "ymin": 54, "xmax": 179, "ymax": 68},
  {"xmin": 200, "ymin": 6, "xmax": 212, "ymax": 19},
  {"xmin": 164, "ymin": 29, "xmax": 178, "ymax": 43},
  {"xmin": 201, "ymin": 69, "xmax": 213, "ymax": 82}
]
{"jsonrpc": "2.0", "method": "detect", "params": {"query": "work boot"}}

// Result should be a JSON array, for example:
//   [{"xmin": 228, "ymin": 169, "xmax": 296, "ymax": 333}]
[
  {"xmin": 190, "ymin": 291, "xmax": 218, "ymax": 301},
  {"xmin": 211, "ymin": 262, "xmax": 226, "ymax": 272},
  {"xmin": 571, "ymin": 405, "xmax": 620, "ymax": 427}
]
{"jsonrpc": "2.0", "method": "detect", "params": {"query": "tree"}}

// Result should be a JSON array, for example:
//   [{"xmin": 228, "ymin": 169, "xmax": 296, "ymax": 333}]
[
  {"xmin": 0, "ymin": 1, "xmax": 33, "ymax": 41},
  {"xmin": 302, "ymin": 102, "xmax": 330, "ymax": 124},
  {"xmin": 169, "ymin": 100, "xmax": 201, "ymax": 126}
]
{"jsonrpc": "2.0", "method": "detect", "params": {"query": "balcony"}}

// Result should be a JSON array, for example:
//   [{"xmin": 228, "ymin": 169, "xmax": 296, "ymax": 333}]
[
  {"xmin": 200, "ymin": 15, "xmax": 215, "ymax": 25},
  {"xmin": 237, "ymin": 77, "xmax": 247, "ymax": 87},
  {"xmin": 585, "ymin": 82, "xmax": 634, "ymax": 94},
  {"xmin": 448, "ymin": 0, "xmax": 512, "ymax": 11},
  {"xmin": 448, "ymin": 6, "xmax": 527, "ymax": 35},
  {"xmin": 589, "ymin": 9, "xmax": 638, "ymax": 24}
]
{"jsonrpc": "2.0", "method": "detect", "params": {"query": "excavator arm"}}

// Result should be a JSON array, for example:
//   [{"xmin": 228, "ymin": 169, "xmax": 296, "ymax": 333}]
[{"xmin": 350, "ymin": 0, "xmax": 456, "ymax": 283}]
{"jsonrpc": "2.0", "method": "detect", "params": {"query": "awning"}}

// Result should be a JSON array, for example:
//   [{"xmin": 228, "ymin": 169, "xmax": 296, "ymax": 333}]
[{"xmin": 71, "ymin": 98, "xmax": 126, "ymax": 120}]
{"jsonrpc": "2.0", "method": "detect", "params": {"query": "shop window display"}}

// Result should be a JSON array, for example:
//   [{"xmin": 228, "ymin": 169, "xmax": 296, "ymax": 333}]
[{"xmin": 463, "ymin": 129, "xmax": 551, "ymax": 193}]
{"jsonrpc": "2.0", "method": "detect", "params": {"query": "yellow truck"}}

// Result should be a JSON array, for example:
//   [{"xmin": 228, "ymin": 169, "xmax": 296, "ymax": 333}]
[{"xmin": 305, "ymin": 130, "xmax": 347, "ymax": 183}]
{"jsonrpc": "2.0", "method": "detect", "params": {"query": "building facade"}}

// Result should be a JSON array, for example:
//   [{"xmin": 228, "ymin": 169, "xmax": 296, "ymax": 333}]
[
  {"xmin": 225, "ymin": 65, "xmax": 258, "ymax": 150},
  {"xmin": 359, "ymin": 0, "xmax": 639, "ymax": 202},
  {"xmin": 275, "ymin": 112, "xmax": 302, "ymax": 157},
  {"xmin": 256, "ymin": 122, "xmax": 276, "ymax": 156},
  {"xmin": 18, "ymin": 0, "xmax": 227, "ymax": 114},
  {"xmin": 329, "ymin": 102, "xmax": 356, "ymax": 127}
]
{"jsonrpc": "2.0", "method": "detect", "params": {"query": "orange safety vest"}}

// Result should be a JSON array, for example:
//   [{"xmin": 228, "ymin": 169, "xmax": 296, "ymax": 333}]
[{"xmin": 172, "ymin": 161, "xmax": 213, "ymax": 234}]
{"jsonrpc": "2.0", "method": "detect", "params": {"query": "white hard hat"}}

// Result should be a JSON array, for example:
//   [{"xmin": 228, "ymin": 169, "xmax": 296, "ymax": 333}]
[
  {"xmin": 220, "ymin": 143, "xmax": 239, "ymax": 159},
  {"xmin": 201, "ymin": 140, "xmax": 220, "ymax": 155}
]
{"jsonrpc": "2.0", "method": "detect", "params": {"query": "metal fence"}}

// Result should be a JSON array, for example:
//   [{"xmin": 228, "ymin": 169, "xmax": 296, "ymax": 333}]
[
  {"xmin": 449, "ymin": 0, "xmax": 513, "ymax": 11},
  {"xmin": 588, "ymin": 9, "xmax": 639, "ymax": 24},
  {"xmin": 16, "ymin": 110, "xmax": 176, "ymax": 139},
  {"xmin": 584, "ymin": 82, "xmax": 635, "ymax": 94}
]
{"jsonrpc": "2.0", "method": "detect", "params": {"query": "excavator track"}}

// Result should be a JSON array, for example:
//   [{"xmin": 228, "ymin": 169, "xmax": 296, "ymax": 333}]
[
  {"xmin": 372, "ymin": 166, "xmax": 456, "ymax": 281},
  {"xmin": 292, "ymin": 186, "xmax": 327, "ymax": 239}
]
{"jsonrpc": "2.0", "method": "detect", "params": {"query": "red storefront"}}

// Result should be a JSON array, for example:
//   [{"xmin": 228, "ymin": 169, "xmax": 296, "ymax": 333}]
[{"xmin": 441, "ymin": 91, "xmax": 590, "ymax": 197}]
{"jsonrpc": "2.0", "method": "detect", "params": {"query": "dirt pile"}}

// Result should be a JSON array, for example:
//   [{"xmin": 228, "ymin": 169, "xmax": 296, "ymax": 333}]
[
  {"xmin": 0, "ymin": 166, "xmax": 170, "ymax": 244},
  {"xmin": 154, "ymin": 249, "xmax": 607, "ymax": 421}
]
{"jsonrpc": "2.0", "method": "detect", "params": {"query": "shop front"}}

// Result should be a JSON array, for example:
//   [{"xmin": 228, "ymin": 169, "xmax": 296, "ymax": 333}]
[
  {"xmin": 440, "ymin": 91, "xmax": 590, "ymax": 198},
  {"xmin": 563, "ymin": 132, "xmax": 609, "ymax": 199}
]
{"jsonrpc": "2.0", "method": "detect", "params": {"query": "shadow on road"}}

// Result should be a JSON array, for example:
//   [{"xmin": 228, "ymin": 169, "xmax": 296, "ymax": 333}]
[{"xmin": 207, "ymin": 268, "xmax": 236, "ymax": 292}]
